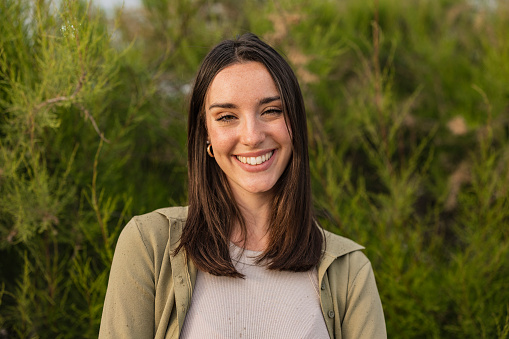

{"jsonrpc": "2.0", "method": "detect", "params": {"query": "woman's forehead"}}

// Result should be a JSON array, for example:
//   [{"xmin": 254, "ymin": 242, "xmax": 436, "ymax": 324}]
[{"xmin": 205, "ymin": 62, "xmax": 280, "ymax": 107}]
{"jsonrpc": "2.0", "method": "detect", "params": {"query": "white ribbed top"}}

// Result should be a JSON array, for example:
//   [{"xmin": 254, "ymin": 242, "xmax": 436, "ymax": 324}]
[{"xmin": 180, "ymin": 243, "xmax": 330, "ymax": 339}]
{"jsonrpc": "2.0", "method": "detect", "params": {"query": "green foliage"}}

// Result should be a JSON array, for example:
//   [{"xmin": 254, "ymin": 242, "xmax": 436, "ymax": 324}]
[{"xmin": 0, "ymin": 0, "xmax": 508, "ymax": 337}]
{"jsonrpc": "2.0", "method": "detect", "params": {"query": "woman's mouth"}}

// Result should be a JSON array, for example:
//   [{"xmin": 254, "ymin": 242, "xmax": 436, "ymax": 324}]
[{"xmin": 235, "ymin": 151, "xmax": 274, "ymax": 165}]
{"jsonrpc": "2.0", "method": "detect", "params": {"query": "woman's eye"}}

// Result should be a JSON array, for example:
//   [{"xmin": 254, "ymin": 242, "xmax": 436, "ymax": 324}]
[
  {"xmin": 263, "ymin": 108, "xmax": 283, "ymax": 116},
  {"xmin": 216, "ymin": 114, "xmax": 236, "ymax": 122}
]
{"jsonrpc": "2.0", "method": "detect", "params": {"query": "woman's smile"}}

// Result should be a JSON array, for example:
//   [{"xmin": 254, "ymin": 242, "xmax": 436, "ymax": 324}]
[
  {"xmin": 233, "ymin": 149, "xmax": 277, "ymax": 174},
  {"xmin": 235, "ymin": 150, "xmax": 274, "ymax": 165}
]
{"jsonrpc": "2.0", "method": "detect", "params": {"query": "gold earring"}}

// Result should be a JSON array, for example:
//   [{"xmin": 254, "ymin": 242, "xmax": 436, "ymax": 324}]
[{"xmin": 207, "ymin": 143, "xmax": 214, "ymax": 157}]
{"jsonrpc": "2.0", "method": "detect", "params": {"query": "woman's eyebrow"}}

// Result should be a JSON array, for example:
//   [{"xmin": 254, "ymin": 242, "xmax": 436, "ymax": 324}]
[
  {"xmin": 208, "ymin": 96, "xmax": 281, "ymax": 110},
  {"xmin": 208, "ymin": 102, "xmax": 237, "ymax": 110},
  {"xmin": 259, "ymin": 96, "xmax": 281, "ymax": 105}
]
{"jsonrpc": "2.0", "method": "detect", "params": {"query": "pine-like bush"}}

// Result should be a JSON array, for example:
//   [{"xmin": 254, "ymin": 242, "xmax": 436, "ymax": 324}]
[{"xmin": 1, "ymin": 0, "xmax": 508, "ymax": 337}]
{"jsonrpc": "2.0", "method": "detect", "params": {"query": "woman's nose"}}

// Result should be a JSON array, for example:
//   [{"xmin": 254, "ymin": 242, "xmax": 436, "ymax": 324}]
[{"xmin": 240, "ymin": 116, "xmax": 265, "ymax": 147}]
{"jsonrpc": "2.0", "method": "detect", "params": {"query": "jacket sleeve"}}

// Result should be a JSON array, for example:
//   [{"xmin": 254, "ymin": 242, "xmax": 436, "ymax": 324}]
[
  {"xmin": 342, "ymin": 251, "xmax": 386, "ymax": 338},
  {"xmin": 99, "ymin": 218, "xmax": 156, "ymax": 338}
]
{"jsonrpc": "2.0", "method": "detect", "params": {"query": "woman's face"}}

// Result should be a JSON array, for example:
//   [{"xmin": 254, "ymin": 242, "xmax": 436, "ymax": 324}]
[{"xmin": 205, "ymin": 61, "xmax": 293, "ymax": 199}]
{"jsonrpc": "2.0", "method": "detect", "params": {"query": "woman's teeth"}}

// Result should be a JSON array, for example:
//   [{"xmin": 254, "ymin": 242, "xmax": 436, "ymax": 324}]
[{"xmin": 236, "ymin": 151, "xmax": 274, "ymax": 165}]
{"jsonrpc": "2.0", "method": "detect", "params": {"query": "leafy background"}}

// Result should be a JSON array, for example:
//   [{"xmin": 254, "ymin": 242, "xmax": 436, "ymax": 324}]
[{"xmin": 1, "ymin": 0, "xmax": 508, "ymax": 338}]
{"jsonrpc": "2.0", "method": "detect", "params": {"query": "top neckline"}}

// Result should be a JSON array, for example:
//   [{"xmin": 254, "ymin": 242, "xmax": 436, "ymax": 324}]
[{"xmin": 229, "ymin": 242, "xmax": 264, "ymax": 266}]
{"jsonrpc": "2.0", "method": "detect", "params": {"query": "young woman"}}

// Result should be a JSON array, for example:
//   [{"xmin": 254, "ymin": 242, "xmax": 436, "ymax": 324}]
[{"xmin": 99, "ymin": 33, "xmax": 386, "ymax": 339}]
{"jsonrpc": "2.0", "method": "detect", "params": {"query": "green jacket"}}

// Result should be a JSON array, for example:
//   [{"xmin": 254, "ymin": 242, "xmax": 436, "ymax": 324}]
[{"xmin": 99, "ymin": 207, "xmax": 386, "ymax": 338}]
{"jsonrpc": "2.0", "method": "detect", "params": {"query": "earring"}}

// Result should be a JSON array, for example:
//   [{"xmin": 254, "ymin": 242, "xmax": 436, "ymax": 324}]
[{"xmin": 206, "ymin": 142, "xmax": 214, "ymax": 157}]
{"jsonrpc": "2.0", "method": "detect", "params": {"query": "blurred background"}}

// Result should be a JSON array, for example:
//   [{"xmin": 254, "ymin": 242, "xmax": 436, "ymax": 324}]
[{"xmin": 1, "ymin": 0, "xmax": 508, "ymax": 337}]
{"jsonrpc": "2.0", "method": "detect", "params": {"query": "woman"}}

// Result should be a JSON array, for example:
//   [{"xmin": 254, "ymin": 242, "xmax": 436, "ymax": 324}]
[{"xmin": 99, "ymin": 33, "xmax": 386, "ymax": 339}]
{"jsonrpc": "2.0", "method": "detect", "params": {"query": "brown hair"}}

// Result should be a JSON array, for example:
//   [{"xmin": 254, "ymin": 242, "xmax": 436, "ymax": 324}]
[{"xmin": 175, "ymin": 33, "xmax": 323, "ymax": 278}]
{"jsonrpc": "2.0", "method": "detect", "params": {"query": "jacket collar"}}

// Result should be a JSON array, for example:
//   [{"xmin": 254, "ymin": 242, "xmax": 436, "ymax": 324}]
[
  {"xmin": 321, "ymin": 229, "xmax": 364, "ymax": 258},
  {"xmin": 317, "ymin": 229, "xmax": 364, "ymax": 282}
]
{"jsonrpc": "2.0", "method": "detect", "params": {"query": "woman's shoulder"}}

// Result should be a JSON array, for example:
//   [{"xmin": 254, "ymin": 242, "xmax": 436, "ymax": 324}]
[
  {"xmin": 319, "ymin": 229, "xmax": 370, "ymax": 278},
  {"xmin": 321, "ymin": 229, "xmax": 365, "ymax": 259},
  {"xmin": 320, "ymin": 231, "xmax": 386, "ymax": 338},
  {"xmin": 153, "ymin": 206, "xmax": 189, "ymax": 221},
  {"xmin": 119, "ymin": 206, "xmax": 189, "ymax": 250}
]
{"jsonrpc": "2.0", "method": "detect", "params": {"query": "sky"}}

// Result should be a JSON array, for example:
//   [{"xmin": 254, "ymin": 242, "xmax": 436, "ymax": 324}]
[
  {"xmin": 97, "ymin": 0, "xmax": 498, "ymax": 14},
  {"xmin": 98, "ymin": 0, "xmax": 142, "ymax": 12}
]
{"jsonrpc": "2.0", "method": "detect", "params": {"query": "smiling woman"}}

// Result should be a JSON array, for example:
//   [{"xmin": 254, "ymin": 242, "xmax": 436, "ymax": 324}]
[{"xmin": 99, "ymin": 33, "xmax": 386, "ymax": 339}]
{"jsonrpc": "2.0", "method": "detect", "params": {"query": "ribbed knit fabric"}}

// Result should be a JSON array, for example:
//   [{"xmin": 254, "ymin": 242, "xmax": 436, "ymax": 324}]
[{"xmin": 180, "ymin": 243, "xmax": 330, "ymax": 339}]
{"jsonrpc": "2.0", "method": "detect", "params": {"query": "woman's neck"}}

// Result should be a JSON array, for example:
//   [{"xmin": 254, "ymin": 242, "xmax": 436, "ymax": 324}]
[{"xmin": 230, "ymin": 190, "xmax": 273, "ymax": 251}]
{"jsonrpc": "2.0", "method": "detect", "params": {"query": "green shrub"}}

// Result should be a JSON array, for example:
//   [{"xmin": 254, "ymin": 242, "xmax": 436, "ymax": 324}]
[{"xmin": 1, "ymin": 0, "xmax": 508, "ymax": 337}]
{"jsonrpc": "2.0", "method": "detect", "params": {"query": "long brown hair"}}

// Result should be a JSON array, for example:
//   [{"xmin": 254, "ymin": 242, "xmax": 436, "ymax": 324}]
[{"xmin": 175, "ymin": 33, "xmax": 323, "ymax": 278}]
